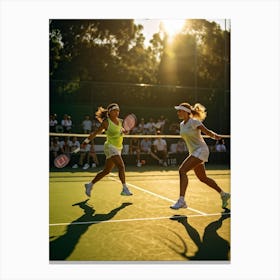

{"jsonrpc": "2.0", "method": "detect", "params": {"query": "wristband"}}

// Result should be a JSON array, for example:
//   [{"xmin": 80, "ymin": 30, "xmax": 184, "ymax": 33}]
[{"xmin": 84, "ymin": 138, "xmax": 90, "ymax": 144}]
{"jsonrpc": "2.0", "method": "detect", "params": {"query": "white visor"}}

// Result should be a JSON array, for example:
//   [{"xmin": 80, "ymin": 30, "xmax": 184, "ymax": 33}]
[
  {"xmin": 108, "ymin": 105, "xmax": 120, "ymax": 112},
  {"xmin": 174, "ymin": 105, "xmax": 191, "ymax": 113}
]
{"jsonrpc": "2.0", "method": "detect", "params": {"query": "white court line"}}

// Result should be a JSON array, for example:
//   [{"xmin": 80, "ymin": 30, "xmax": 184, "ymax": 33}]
[
  {"xmin": 109, "ymin": 173, "xmax": 207, "ymax": 216},
  {"xmin": 49, "ymin": 212, "xmax": 228, "ymax": 227}
]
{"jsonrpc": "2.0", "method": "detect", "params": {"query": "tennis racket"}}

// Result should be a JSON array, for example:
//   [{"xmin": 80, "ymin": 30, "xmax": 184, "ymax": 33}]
[
  {"xmin": 54, "ymin": 147, "xmax": 80, "ymax": 168},
  {"xmin": 122, "ymin": 113, "xmax": 137, "ymax": 132}
]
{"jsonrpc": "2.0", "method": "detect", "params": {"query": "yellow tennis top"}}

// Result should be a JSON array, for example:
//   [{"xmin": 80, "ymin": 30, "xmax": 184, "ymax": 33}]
[{"xmin": 105, "ymin": 118, "xmax": 123, "ymax": 149}]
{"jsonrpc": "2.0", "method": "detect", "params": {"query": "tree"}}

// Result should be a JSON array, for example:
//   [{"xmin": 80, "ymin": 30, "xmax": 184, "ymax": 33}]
[{"xmin": 157, "ymin": 19, "xmax": 230, "ymax": 90}]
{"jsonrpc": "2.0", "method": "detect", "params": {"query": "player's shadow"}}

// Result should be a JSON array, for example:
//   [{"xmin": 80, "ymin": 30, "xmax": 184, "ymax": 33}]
[
  {"xmin": 169, "ymin": 209, "xmax": 230, "ymax": 260},
  {"xmin": 49, "ymin": 199, "xmax": 132, "ymax": 260}
]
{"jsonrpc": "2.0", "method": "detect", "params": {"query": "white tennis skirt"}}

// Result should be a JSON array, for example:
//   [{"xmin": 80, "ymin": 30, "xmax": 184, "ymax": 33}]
[
  {"xmin": 104, "ymin": 144, "xmax": 122, "ymax": 159},
  {"xmin": 191, "ymin": 146, "xmax": 209, "ymax": 162}
]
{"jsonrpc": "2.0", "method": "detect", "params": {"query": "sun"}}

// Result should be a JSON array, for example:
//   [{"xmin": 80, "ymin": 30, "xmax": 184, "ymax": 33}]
[{"xmin": 161, "ymin": 19, "xmax": 185, "ymax": 40}]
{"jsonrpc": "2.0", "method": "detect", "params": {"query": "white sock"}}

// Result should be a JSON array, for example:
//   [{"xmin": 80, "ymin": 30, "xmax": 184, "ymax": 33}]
[
  {"xmin": 220, "ymin": 190, "xmax": 225, "ymax": 196},
  {"xmin": 179, "ymin": 196, "xmax": 185, "ymax": 201},
  {"xmin": 122, "ymin": 183, "xmax": 128, "ymax": 189},
  {"xmin": 87, "ymin": 182, "xmax": 93, "ymax": 187}
]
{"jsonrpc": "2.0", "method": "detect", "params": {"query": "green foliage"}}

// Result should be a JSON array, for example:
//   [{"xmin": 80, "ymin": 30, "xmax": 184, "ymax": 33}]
[{"xmin": 50, "ymin": 19, "xmax": 230, "ymax": 133}]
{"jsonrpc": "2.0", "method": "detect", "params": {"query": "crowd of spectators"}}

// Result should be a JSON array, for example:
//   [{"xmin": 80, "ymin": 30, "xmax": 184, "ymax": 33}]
[
  {"xmin": 50, "ymin": 113, "xmax": 181, "ymax": 135},
  {"xmin": 50, "ymin": 113, "xmax": 227, "ymax": 169},
  {"xmin": 50, "ymin": 113, "xmax": 101, "ymax": 134},
  {"xmin": 50, "ymin": 135, "xmax": 100, "ymax": 169}
]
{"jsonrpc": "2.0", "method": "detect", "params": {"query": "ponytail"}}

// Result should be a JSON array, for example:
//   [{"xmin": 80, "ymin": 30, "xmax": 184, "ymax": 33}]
[
  {"xmin": 95, "ymin": 103, "xmax": 120, "ymax": 123},
  {"xmin": 191, "ymin": 103, "xmax": 207, "ymax": 121},
  {"xmin": 95, "ymin": 107, "xmax": 108, "ymax": 123}
]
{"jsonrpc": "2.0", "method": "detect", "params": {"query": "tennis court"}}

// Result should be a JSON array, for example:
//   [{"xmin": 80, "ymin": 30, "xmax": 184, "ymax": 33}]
[{"xmin": 49, "ymin": 165, "xmax": 230, "ymax": 262}]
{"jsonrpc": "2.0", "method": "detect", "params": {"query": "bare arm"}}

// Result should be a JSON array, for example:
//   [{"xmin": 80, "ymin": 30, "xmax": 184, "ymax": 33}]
[
  {"xmin": 198, "ymin": 124, "xmax": 222, "ymax": 140},
  {"xmin": 83, "ymin": 120, "xmax": 108, "ymax": 144}
]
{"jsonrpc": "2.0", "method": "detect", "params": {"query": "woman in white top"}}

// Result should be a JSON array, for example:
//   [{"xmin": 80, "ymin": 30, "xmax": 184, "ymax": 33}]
[{"xmin": 171, "ymin": 102, "xmax": 230, "ymax": 210}]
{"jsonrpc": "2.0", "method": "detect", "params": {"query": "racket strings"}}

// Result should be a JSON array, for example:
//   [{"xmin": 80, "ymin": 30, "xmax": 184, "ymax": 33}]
[{"xmin": 123, "ymin": 114, "xmax": 137, "ymax": 131}]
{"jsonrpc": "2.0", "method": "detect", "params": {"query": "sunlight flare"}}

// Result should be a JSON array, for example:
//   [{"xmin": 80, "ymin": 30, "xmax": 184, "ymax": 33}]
[{"xmin": 161, "ymin": 19, "xmax": 185, "ymax": 41}]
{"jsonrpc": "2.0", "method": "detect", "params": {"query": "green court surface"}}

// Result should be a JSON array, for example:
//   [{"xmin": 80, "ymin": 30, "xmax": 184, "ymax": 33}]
[{"xmin": 49, "ymin": 165, "xmax": 231, "ymax": 262}]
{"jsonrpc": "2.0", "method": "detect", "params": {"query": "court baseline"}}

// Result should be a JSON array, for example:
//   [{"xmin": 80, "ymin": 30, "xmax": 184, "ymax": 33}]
[{"xmin": 49, "ymin": 212, "xmax": 228, "ymax": 227}]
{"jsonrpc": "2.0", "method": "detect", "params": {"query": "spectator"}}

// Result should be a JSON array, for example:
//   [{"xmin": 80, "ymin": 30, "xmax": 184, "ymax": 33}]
[
  {"xmin": 167, "ymin": 139, "xmax": 188, "ymax": 166},
  {"xmin": 130, "ymin": 125, "xmax": 140, "ymax": 135},
  {"xmin": 176, "ymin": 139, "xmax": 188, "ymax": 154},
  {"xmin": 91, "ymin": 116, "xmax": 101, "ymax": 131},
  {"xmin": 78, "ymin": 143, "xmax": 89, "ymax": 169},
  {"xmin": 50, "ymin": 137, "xmax": 64, "ymax": 167},
  {"xmin": 154, "ymin": 116, "xmax": 166, "ymax": 133},
  {"xmin": 140, "ymin": 137, "xmax": 162, "ymax": 165},
  {"xmin": 152, "ymin": 131, "xmax": 168, "ymax": 167},
  {"xmin": 161, "ymin": 116, "xmax": 170, "ymax": 134},
  {"xmin": 129, "ymin": 137, "xmax": 141, "ymax": 167},
  {"xmin": 76, "ymin": 142, "xmax": 100, "ymax": 170},
  {"xmin": 145, "ymin": 118, "xmax": 156, "ymax": 134},
  {"xmin": 71, "ymin": 137, "xmax": 81, "ymax": 168},
  {"xmin": 168, "ymin": 122, "xmax": 180, "ymax": 134},
  {"xmin": 138, "ymin": 118, "xmax": 146, "ymax": 134},
  {"xmin": 154, "ymin": 118, "xmax": 164, "ymax": 133},
  {"xmin": 50, "ymin": 137, "xmax": 61, "ymax": 159},
  {"xmin": 71, "ymin": 136, "xmax": 80, "ymax": 151},
  {"xmin": 49, "ymin": 114, "xmax": 58, "ymax": 132},
  {"xmin": 215, "ymin": 139, "xmax": 227, "ymax": 152},
  {"xmin": 169, "ymin": 142, "xmax": 178, "ymax": 154},
  {"xmin": 88, "ymin": 142, "xmax": 99, "ymax": 168},
  {"xmin": 82, "ymin": 115, "xmax": 92, "ymax": 134},
  {"xmin": 140, "ymin": 138, "xmax": 152, "ymax": 154},
  {"xmin": 61, "ymin": 114, "xmax": 73, "ymax": 133},
  {"xmin": 59, "ymin": 136, "xmax": 71, "ymax": 154}
]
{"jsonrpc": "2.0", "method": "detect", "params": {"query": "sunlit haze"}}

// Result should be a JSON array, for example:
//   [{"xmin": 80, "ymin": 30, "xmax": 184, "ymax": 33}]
[
  {"xmin": 134, "ymin": 19, "xmax": 228, "ymax": 45},
  {"xmin": 161, "ymin": 19, "xmax": 185, "ymax": 41}
]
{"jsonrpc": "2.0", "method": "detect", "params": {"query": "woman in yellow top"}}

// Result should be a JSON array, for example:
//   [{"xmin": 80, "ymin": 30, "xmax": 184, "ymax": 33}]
[{"xmin": 83, "ymin": 103, "xmax": 132, "ymax": 197}]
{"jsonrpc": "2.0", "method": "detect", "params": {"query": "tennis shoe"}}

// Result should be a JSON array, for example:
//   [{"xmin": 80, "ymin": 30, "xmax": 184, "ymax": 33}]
[
  {"xmin": 170, "ymin": 199, "xmax": 187, "ymax": 210},
  {"xmin": 121, "ymin": 187, "xmax": 133, "ymax": 196},
  {"xmin": 85, "ymin": 183, "xmax": 93, "ymax": 197},
  {"xmin": 221, "ymin": 192, "xmax": 230, "ymax": 208},
  {"xmin": 83, "ymin": 163, "xmax": 90, "ymax": 170}
]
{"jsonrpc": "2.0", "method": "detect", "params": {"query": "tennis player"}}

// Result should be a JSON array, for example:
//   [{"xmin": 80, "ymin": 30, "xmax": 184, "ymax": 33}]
[
  {"xmin": 171, "ymin": 102, "xmax": 230, "ymax": 209},
  {"xmin": 83, "ymin": 103, "xmax": 133, "ymax": 197}
]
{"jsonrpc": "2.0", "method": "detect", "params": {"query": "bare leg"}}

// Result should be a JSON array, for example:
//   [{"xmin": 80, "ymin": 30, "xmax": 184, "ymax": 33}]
[
  {"xmin": 79, "ymin": 152, "xmax": 86, "ymax": 166},
  {"xmin": 92, "ymin": 153, "xmax": 99, "ymax": 165},
  {"xmin": 179, "ymin": 156, "xmax": 203, "ymax": 197},
  {"xmin": 193, "ymin": 163, "xmax": 222, "ymax": 193},
  {"xmin": 136, "ymin": 148, "xmax": 140, "ymax": 162},
  {"xmin": 149, "ymin": 151, "xmax": 161, "ymax": 162},
  {"xmin": 91, "ymin": 158, "xmax": 115, "ymax": 184},
  {"xmin": 110, "ymin": 155, "xmax": 133, "ymax": 195},
  {"xmin": 110, "ymin": 155, "xmax": 126, "ymax": 184}
]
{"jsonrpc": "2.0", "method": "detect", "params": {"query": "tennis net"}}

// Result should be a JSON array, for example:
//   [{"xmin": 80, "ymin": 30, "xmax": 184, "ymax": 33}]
[{"xmin": 49, "ymin": 132, "xmax": 230, "ymax": 169}]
